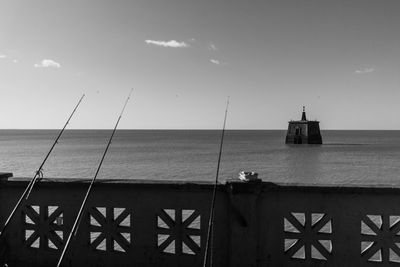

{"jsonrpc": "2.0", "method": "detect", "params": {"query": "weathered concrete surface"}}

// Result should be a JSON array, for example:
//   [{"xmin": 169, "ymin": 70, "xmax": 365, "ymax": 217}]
[
  {"xmin": 0, "ymin": 177, "xmax": 228, "ymax": 267},
  {"xmin": 1, "ymin": 176, "xmax": 400, "ymax": 266}
]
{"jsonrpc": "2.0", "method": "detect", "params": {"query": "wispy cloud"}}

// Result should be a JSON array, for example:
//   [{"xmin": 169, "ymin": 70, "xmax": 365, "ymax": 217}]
[
  {"xmin": 210, "ymin": 59, "xmax": 227, "ymax": 65},
  {"xmin": 145, "ymin": 40, "xmax": 189, "ymax": 48},
  {"xmin": 208, "ymin": 43, "xmax": 218, "ymax": 51},
  {"xmin": 355, "ymin": 67, "xmax": 375, "ymax": 74},
  {"xmin": 34, "ymin": 59, "xmax": 61, "ymax": 68},
  {"xmin": 0, "ymin": 54, "xmax": 18, "ymax": 63}
]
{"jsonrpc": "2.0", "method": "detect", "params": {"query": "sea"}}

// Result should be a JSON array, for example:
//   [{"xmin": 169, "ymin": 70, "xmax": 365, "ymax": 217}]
[{"xmin": 1, "ymin": 130, "xmax": 400, "ymax": 185}]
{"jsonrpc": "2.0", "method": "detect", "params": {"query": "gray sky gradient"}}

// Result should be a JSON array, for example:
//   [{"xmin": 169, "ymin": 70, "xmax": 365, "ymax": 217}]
[{"xmin": 1, "ymin": 0, "xmax": 400, "ymax": 129}]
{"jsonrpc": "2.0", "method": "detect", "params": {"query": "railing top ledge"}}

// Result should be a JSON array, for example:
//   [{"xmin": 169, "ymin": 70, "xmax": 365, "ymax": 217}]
[
  {"xmin": 226, "ymin": 179, "xmax": 400, "ymax": 194},
  {"xmin": 1, "ymin": 177, "xmax": 222, "ymax": 190},
  {"xmin": 3, "ymin": 175, "xmax": 400, "ymax": 194}
]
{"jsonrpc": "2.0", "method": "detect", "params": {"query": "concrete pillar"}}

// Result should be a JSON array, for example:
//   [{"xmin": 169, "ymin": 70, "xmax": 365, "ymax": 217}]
[{"xmin": 225, "ymin": 179, "xmax": 263, "ymax": 267}]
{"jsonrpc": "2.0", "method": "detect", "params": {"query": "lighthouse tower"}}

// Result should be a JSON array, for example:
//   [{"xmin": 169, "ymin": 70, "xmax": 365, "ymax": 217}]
[{"xmin": 285, "ymin": 107, "xmax": 322, "ymax": 144}]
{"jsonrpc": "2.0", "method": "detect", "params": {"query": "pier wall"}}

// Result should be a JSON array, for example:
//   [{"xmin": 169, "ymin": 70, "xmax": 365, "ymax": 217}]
[{"xmin": 1, "ymin": 175, "xmax": 400, "ymax": 266}]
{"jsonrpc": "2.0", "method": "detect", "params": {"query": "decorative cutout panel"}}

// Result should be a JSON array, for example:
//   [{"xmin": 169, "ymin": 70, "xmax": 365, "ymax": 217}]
[
  {"xmin": 23, "ymin": 205, "xmax": 64, "ymax": 250},
  {"xmin": 88, "ymin": 207, "xmax": 132, "ymax": 253},
  {"xmin": 361, "ymin": 214, "xmax": 400, "ymax": 263},
  {"xmin": 284, "ymin": 212, "xmax": 332, "ymax": 261},
  {"xmin": 157, "ymin": 209, "xmax": 201, "ymax": 255}
]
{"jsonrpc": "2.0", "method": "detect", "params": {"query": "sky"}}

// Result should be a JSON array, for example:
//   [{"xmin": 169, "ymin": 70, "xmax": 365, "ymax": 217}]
[{"xmin": 1, "ymin": 0, "xmax": 400, "ymax": 129}]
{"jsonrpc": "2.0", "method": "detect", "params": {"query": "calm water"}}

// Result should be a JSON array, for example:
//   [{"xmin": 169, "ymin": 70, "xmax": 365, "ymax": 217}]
[{"xmin": 1, "ymin": 130, "xmax": 400, "ymax": 185}]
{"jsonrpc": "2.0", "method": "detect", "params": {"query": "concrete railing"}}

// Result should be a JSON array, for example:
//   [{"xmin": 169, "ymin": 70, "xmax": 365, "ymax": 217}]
[{"xmin": 1, "ymin": 173, "xmax": 400, "ymax": 266}]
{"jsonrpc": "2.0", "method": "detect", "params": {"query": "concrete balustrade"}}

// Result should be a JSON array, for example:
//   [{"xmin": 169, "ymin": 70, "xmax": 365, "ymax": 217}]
[{"xmin": 1, "ymin": 174, "xmax": 400, "ymax": 266}]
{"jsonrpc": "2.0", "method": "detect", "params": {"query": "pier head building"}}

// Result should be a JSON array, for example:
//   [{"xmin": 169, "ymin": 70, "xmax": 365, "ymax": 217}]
[{"xmin": 285, "ymin": 107, "xmax": 322, "ymax": 144}]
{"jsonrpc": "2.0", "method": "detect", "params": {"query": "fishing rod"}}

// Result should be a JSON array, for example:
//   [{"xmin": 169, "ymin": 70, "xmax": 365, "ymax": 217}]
[
  {"xmin": 0, "ymin": 94, "xmax": 85, "ymax": 239},
  {"xmin": 203, "ymin": 97, "xmax": 230, "ymax": 267},
  {"xmin": 56, "ymin": 89, "xmax": 133, "ymax": 267}
]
